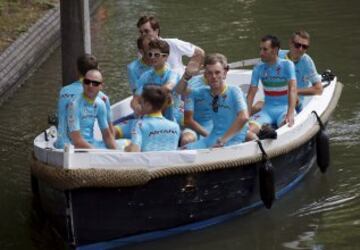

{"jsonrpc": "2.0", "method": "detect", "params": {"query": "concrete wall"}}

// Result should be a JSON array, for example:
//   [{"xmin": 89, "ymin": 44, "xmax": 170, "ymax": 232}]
[{"xmin": 0, "ymin": 0, "xmax": 102, "ymax": 106}]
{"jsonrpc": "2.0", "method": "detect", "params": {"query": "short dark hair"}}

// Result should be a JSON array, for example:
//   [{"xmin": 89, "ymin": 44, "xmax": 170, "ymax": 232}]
[
  {"xmin": 261, "ymin": 35, "xmax": 281, "ymax": 49},
  {"xmin": 137, "ymin": 15, "xmax": 160, "ymax": 35},
  {"xmin": 136, "ymin": 35, "xmax": 154, "ymax": 50},
  {"xmin": 204, "ymin": 53, "xmax": 229, "ymax": 70},
  {"xmin": 291, "ymin": 30, "xmax": 310, "ymax": 41},
  {"xmin": 77, "ymin": 54, "xmax": 98, "ymax": 77},
  {"xmin": 148, "ymin": 39, "xmax": 169, "ymax": 54},
  {"xmin": 142, "ymin": 85, "xmax": 169, "ymax": 111}
]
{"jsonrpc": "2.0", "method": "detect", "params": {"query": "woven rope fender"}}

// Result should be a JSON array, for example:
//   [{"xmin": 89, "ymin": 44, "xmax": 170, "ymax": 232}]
[{"xmin": 31, "ymin": 156, "xmax": 151, "ymax": 190}]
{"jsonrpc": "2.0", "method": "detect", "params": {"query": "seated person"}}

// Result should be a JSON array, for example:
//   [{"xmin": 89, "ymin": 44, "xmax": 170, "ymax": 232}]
[
  {"xmin": 131, "ymin": 39, "xmax": 182, "ymax": 123},
  {"xmin": 180, "ymin": 75, "xmax": 213, "ymax": 146},
  {"xmin": 55, "ymin": 53, "xmax": 113, "ymax": 149},
  {"xmin": 279, "ymin": 30, "xmax": 322, "ymax": 112},
  {"xmin": 177, "ymin": 53, "xmax": 249, "ymax": 149},
  {"xmin": 247, "ymin": 35, "xmax": 297, "ymax": 138},
  {"xmin": 252, "ymin": 31, "xmax": 322, "ymax": 115},
  {"xmin": 125, "ymin": 85, "xmax": 180, "ymax": 152},
  {"xmin": 67, "ymin": 69, "xmax": 117, "ymax": 149}
]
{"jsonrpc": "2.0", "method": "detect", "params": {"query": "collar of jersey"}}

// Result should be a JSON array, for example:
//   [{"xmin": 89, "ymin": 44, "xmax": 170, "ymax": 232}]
[
  {"xmin": 82, "ymin": 93, "xmax": 95, "ymax": 104},
  {"xmin": 155, "ymin": 65, "xmax": 167, "ymax": 75},
  {"xmin": 145, "ymin": 111, "xmax": 163, "ymax": 118},
  {"xmin": 211, "ymin": 84, "xmax": 228, "ymax": 97}
]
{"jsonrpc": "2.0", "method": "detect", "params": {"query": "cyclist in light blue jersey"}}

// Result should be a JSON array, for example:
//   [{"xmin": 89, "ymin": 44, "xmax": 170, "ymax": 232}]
[
  {"xmin": 54, "ymin": 54, "xmax": 113, "ymax": 149},
  {"xmin": 247, "ymin": 35, "xmax": 297, "ymax": 138},
  {"xmin": 177, "ymin": 53, "xmax": 249, "ymax": 149},
  {"xmin": 127, "ymin": 36, "xmax": 153, "ymax": 94},
  {"xmin": 131, "ymin": 39, "xmax": 182, "ymax": 123},
  {"xmin": 67, "ymin": 70, "xmax": 117, "ymax": 149},
  {"xmin": 278, "ymin": 30, "xmax": 322, "ymax": 112},
  {"xmin": 180, "ymin": 75, "xmax": 213, "ymax": 146},
  {"xmin": 114, "ymin": 36, "xmax": 153, "ymax": 140},
  {"xmin": 125, "ymin": 85, "xmax": 180, "ymax": 152}
]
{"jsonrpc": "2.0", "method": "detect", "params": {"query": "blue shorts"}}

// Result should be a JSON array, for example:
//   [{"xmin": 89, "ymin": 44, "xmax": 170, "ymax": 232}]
[{"xmin": 250, "ymin": 105, "xmax": 288, "ymax": 128}]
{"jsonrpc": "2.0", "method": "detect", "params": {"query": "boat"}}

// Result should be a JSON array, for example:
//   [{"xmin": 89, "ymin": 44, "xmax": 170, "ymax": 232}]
[{"xmin": 31, "ymin": 60, "xmax": 342, "ymax": 249}]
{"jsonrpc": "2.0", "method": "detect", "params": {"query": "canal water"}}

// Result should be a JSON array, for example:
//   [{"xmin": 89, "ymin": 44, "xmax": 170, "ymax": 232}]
[{"xmin": 0, "ymin": 0, "xmax": 359, "ymax": 249}]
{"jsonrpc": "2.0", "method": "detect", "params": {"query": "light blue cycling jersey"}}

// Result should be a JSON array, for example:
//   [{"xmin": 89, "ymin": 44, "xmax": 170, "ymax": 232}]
[
  {"xmin": 67, "ymin": 94, "xmax": 109, "ymax": 147},
  {"xmin": 187, "ymin": 85, "xmax": 248, "ymax": 149},
  {"xmin": 279, "ymin": 50, "xmax": 321, "ymax": 110},
  {"xmin": 127, "ymin": 58, "xmax": 151, "ymax": 94},
  {"xmin": 251, "ymin": 58, "xmax": 296, "ymax": 106},
  {"xmin": 54, "ymin": 80, "xmax": 112, "ymax": 149},
  {"xmin": 131, "ymin": 112, "xmax": 180, "ymax": 152},
  {"xmin": 135, "ymin": 65, "xmax": 182, "ymax": 122},
  {"xmin": 184, "ymin": 75, "xmax": 213, "ymax": 134},
  {"xmin": 250, "ymin": 58, "xmax": 296, "ymax": 127}
]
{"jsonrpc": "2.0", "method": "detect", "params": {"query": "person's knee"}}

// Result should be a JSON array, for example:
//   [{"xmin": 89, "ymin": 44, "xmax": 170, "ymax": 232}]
[{"xmin": 180, "ymin": 132, "xmax": 196, "ymax": 147}]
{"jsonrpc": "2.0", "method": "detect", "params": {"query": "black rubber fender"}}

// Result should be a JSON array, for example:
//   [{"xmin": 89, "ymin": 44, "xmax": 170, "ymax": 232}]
[
  {"xmin": 259, "ymin": 159, "xmax": 275, "ymax": 209},
  {"xmin": 316, "ymin": 129, "xmax": 330, "ymax": 173}
]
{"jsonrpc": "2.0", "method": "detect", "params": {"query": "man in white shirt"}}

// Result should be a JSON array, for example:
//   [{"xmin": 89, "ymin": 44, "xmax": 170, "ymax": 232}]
[{"xmin": 136, "ymin": 15, "xmax": 205, "ymax": 80}]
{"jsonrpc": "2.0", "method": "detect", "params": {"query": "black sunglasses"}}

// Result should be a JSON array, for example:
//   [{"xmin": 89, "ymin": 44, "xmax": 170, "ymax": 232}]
[
  {"xmin": 293, "ymin": 41, "xmax": 309, "ymax": 50},
  {"xmin": 147, "ymin": 51, "xmax": 168, "ymax": 58},
  {"xmin": 212, "ymin": 95, "xmax": 219, "ymax": 113},
  {"xmin": 83, "ymin": 78, "xmax": 102, "ymax": 87}
]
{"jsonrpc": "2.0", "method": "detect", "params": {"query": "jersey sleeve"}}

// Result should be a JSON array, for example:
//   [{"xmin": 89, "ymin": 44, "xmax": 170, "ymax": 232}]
[
  {"xmin": 67, "ymin": 100, "xmax": 80, "ymax": 132},
  {"xmin": 286, "ymin": 61, "xmax": 297, "ymax": 81},
  {"xmin": 184, "ymin": 91, "xmax": 195, "ymax": 112},
  {"xmin": 232, "ymin": 87, "xmax": 248, "ymax": 113},
  {"xmin": 96, "ymin": 100, "xmax": 109, "ymax": 131},
  {"xmin": 127, "ymin": 62, "xmax": 138, "ymax": 93},
  {"xmin": 250, "ymin": 63, "xmax": 262, "ymax": 87},
  {"xmin": 303, "ymin": 55, "xmax": 321, "ymax": 85}
]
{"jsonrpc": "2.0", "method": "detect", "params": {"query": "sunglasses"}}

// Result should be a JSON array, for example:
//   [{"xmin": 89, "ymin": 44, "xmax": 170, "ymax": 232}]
[
  {"xmin": 147, "ymin": 51, "xmax": 168, "ymax": 58},
  {"xmin": 83, "ymin": 78, "xmax": 102, "ymax": 87},
  {"xmin": 293, "ymin": 41, "xmax": 309, "ymax": 49},
  {"xmin": 212, "ymin": 95, "xmax": 219, "ymax": 113}
]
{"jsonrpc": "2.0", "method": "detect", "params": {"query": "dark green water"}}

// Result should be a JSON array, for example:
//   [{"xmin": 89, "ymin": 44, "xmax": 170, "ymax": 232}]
[{"xmin": 0, "ymin": 0, "xmax": 359, "ymax": 249}]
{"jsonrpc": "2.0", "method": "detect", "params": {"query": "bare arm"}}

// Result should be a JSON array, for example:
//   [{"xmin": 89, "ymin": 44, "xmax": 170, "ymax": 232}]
[
  {"xmin": 285, "ymin": 79, "xmax": 297, "ymax": 127},
  {"xmin": 184, "ymin": 111, "xmax": 209, "ymax": 137},
  {"xmin": 70, "ymin": 131, "xmax": 94, "ymax": 149},
  {"xmin": 102, "ymin": 127, "xmax": 117, "ymax": 149},
  {"xmin": 247, "ymin": 85, "xmax": 258, "ymax": 115},
  {"xmin": 176, "ymin": 46, "xmax": 205, "ymax": 96},
  {"xmin": 297, "ymin": 81, "xmax": 323, "ymax": 96},
  {"xmin": 214, "ymin": 110, "xmax": 249, "ymax": 147}
]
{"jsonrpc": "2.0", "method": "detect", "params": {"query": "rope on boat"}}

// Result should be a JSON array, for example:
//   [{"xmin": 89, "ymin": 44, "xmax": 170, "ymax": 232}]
[
  {"xmin": 31, "ymin": 156, "xmax": 151, "ymax": 190},
  {"xmin": 30, "ymin": 82, "xmax": 343, "ymax": 190}
]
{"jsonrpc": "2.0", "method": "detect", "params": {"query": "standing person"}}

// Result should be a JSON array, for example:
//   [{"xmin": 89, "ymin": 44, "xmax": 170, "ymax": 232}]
[
  {"xmin": 178, "ymin": 53, "xmax": 249, "ymax": 149},
  {"xmin": 114, "ymin": 36, "xmax": 154, "ymax": 139},
  {"xmin": 131, "ymin": 39, "xmax": 181, "ymax": 123},
  {"xmin": 247, "ymin": 35, "xmax": 297, "ymax": 138},
  {"xmin": 136, "ymin": 15, "xmax": 205, "ymax": 79},
  {"xmin": 279, "ymin": 30, "xmax": 322, "ymax": 111},
  {"xmin": 127, "ymin": 36, "xmax": 153, "ymax": 94},
  {"xmin": 54, "ymin": 54, "xmax": 113, "ymax": 149},
  {"xmin": 125, "ymin": 85, "xmax": 180, "ymax": 152},
  {"xmin": 67, "ymin": 69, "xmax": 117, "ymax": 149}
]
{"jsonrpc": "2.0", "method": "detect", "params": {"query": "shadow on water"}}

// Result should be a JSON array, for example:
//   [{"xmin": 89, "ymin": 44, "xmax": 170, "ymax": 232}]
[{"xmin": 0, "ymin": 0, "xmax": 360, "ymax": 249}]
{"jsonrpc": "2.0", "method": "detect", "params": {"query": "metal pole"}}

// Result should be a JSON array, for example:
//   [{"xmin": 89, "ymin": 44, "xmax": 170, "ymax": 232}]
[{"xmin": 60, "ymin": 0, "xmax": 92, "ymax": 86}]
